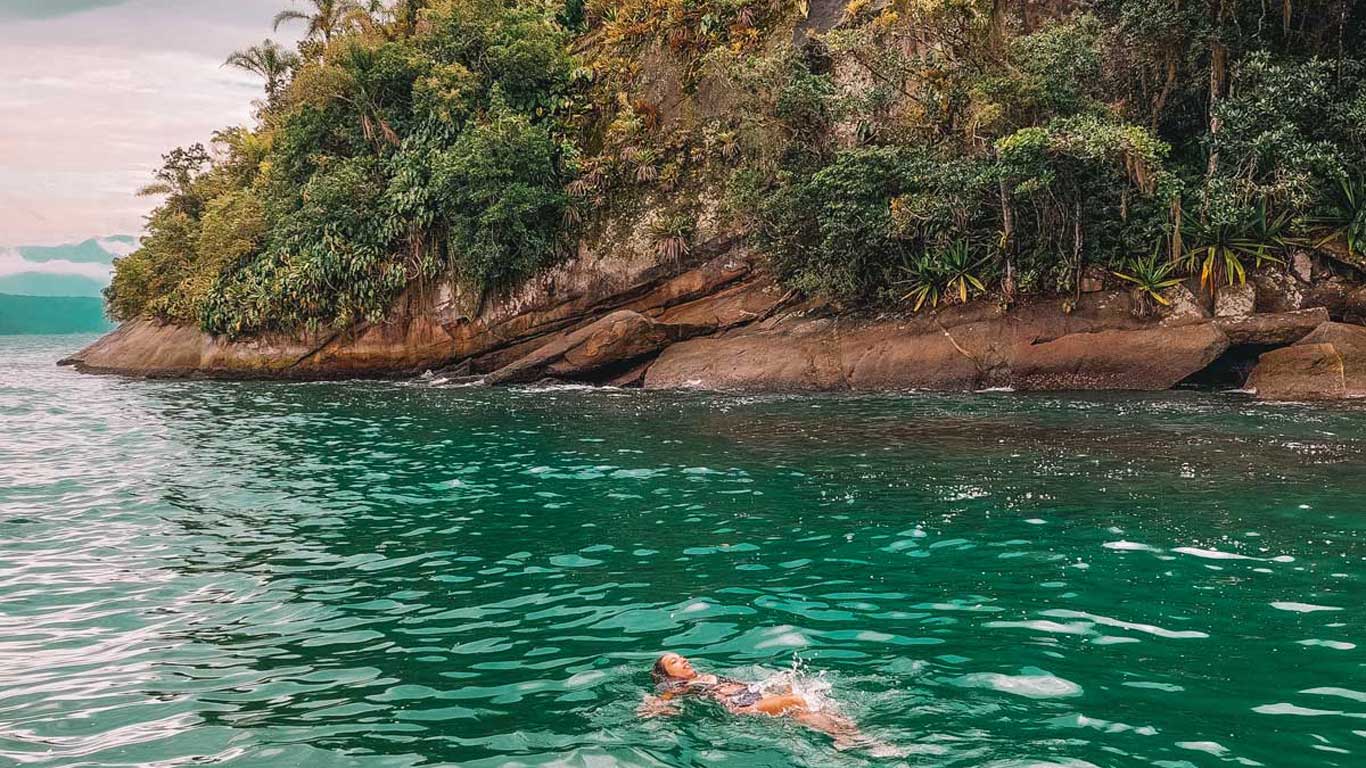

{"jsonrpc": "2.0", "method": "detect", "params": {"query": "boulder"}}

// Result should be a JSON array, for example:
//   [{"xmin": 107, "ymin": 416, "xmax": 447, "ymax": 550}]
[
  {"xmin": 1303, "ymin": 278, "xmax": 1355, "ymax": 319},
  {"xmin": 1248, "ymin": 345, "xmax": 1347, "ymax": 400},
  {"xmin": 1005, "ymin": 324, "xmax": 1229, "ymax": 391},
  {"xmin": 1344, "ymin": 285, "xmax": 1366, "ymax": 322},
  {"xmin": 1215, "ymin": 283, "xmax": 1256, "ymax": 317},
  {"xmin": 1249, "ymin": 322, "xmax": 1366, "ymax": 400},
  {"xmin": 1251, "ymin": 271, "xmax": 1305, "ymax": 314},
  {"xmin": 644, "ymin": 295, "xmax": 1230, "ymax": 393},
  {"xmin": 1159, "ymin": 283, "xmax": 1211, "ymax": 325},
  {"xmin": 640, "ymin": 319, "xmax": 853, "ymax": 391},
  {"xmin": 1291, "ymin": 251, "xmax": 1314, "ymax": 283},
  {"xmin": 1214, "ymin": 308, "xmax": 1330, "ymax": 346},
  {"xmin": 483, "ymin": 310, "xmax": 707, "ymax": 385}
]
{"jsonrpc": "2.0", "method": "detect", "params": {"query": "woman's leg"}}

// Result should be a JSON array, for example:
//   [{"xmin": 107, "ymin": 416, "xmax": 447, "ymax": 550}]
[
  {"xmin": 749, "ymin": 694, "xmax": 806, "ymax": 716},
  {"xmin": 748, "ymin": 696, "xmax": 858, "ymax": 739}
]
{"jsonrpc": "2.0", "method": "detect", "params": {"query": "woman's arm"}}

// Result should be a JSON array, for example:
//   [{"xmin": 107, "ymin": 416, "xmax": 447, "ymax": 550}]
[{"xmin": 636, "ymin": 694, "xmax": 680, "ymax": 718}]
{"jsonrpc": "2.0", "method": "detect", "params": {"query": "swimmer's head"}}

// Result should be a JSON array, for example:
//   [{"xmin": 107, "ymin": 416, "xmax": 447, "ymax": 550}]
[{"xmin": 652, "ymin": 653, "xmax": 697, "ymax": 686}]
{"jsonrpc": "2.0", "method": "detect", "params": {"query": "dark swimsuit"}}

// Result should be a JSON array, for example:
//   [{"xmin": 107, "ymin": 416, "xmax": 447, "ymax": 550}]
[{"xmin": 663, "ymin": 677, "xmax": 764, "ymax": 708}]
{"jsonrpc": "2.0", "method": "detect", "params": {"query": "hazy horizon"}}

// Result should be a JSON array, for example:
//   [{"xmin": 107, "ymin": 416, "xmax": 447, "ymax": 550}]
[{"xmin": 0, "ymin": 0, "xmax": 301, "ymax": 245}]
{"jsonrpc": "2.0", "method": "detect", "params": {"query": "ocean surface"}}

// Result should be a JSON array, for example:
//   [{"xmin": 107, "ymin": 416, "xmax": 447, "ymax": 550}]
[{"xmin": 1, "ymin": 334, "xmax": 1362, "ymax": 768}]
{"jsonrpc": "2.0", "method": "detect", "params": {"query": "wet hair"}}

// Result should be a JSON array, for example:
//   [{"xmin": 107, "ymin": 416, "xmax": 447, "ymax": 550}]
[{"xmin": 651, "ymin": 655, "xmax": 673, "ymax": 687}]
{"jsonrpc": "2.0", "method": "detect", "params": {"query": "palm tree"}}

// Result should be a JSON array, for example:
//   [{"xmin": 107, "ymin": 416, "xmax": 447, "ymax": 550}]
[
  {"xmin": 272, "ymin": 0, "xmax": 362, "ymax": 43},
  {"xmin": 224, "ymin": 40, "xmax": 300, "ymax": 103}
]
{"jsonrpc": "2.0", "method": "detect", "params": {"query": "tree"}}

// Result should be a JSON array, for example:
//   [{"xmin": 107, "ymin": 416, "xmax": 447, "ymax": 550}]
[
  {"xmin": 137, "ymin": 144, "xmax": 212, "ymax": 217},
  {"xmin": 224, "ymin": 39, "xmax": 300, "ymax": 103},
  {"xmin": 272, "ymin": 0, "xmax": 363, "ymax": 43}
]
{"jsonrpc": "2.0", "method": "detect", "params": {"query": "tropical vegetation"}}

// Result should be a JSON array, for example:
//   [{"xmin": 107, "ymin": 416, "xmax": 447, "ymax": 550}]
[{"xmin": 108, "ymin": 0, "xmax": 1366, "ymax": 335}]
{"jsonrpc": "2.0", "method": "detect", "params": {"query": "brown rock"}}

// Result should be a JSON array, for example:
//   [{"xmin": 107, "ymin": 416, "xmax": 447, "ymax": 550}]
[
  {"xmin": 1291, "ymin": 252, "xmax": 1314, "ymax": 283},
  {"xmin": 1214, "ymin": 308, "xmax": 1330, "ymax": 346},
  {"xmin": 63, "ymin": 249, "xmax": 760, "ymax": 380},
  {"xmin": 1078, "ymin": 265, "xmax": 1108, "ymax": 294},
  {"xmin": 644, "ymin": 297, "xmax": 1230, "ymax": 393},
  {"xmin": 1007, "ymin": 324, "xmax": 1229, "ymax": 391},
  {"xmin": 1159, "ymin": 284, "xmax": 1211, "ymax": 325},
  {"xmin": 642, "ymin": 319, "xmax": 851, "ymax": 391},
  {"xmin": 1251, "ymin": 271, "xmax": 1305, "ymax": 314},
  {"xmin": 1303, "ymin": 279, "xmax": 1354, "ymax": 319},
  {"xmin": 1215, "ymin": 283, "xmax": 1256, "ymax": 317},
  {"xmin": 1248, "ymin": 344, "xmax": 1346, "ymax": 400},
  {"xmin": 1249, "ymin": 322, "xmax": 1366, "ymax": 400},
  {"xmin": 60, "ymin": 319, "xmax": 321, "ymax": 378},
  {"xmin": 1344, "ymin": 286, "xmax": 1366, "ymax": 321},
  {"xmin": 483, "ymin": 310, "xmax": 706, "ymax": 385}
]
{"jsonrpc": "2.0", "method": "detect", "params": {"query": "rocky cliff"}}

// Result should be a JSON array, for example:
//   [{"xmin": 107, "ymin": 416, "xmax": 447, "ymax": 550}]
[{"xmin": 60, "ymin": 240, "xmax": 1366, "ymax": 401}]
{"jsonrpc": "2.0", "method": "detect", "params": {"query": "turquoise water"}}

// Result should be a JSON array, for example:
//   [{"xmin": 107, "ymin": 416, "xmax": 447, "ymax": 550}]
[{"xmin": 1, "ymin": 334, "xmax": 1362, "ymax": 768}]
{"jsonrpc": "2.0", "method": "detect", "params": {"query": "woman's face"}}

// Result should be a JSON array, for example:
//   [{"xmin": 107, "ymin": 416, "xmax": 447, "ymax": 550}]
[{"xmin": 660, "ymin": 653, "xmax": 697, "ymax": 679}]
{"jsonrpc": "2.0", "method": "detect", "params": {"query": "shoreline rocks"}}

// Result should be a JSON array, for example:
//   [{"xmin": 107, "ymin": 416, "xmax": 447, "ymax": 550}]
[
  {"xmin": 642, "ymin": 301, "xmax": 1230, "ymax": 392},
  {"xmin": 1247, "ymin": 323, "xmax": 1366, "ymax": 401},
  {"xmin": 60, "ymin": 252, "xmax": 1366, "ymax": 402}
]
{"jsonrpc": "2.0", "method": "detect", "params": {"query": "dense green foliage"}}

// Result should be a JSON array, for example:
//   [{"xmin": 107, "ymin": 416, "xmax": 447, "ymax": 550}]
[
  {"xmin": 109, "ymin": 0, "xmax": 1366, "ymax": 334},
  {"xmin": 744, "ymin": 0, "xmax": 1366, "ymax": 304},
  {"xmin": 111, "ymin": 0, "xmax": 573, "ymax": 336}
]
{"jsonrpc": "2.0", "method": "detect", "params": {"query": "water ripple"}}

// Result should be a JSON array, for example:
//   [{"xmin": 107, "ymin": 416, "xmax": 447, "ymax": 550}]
[{"xmin": 0, "ymin": 335, "xmax": 1362, "ymax": 767}]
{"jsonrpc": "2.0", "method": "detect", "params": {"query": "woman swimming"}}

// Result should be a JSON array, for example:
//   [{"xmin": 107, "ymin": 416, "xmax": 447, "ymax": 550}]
[{"xmin": 639, "ymin": 652, "xmax": 882, "ymax": 752}]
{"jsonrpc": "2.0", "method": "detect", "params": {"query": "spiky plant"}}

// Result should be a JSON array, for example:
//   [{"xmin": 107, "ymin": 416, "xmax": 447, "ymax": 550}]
[
  {"xmin": 650, "ymin": 213, "xmax": 695, "ymax": 262},
  {"xmin": 897, "ymin": 239, "xmax": 992, "ymax": 312},
  {"xmin": 1305, "ymin": 174, "xmax": 1366, "ymax": 258},
  {"xmin": 1181, "ymin": 201, "xmax": 1291, "ymax": 293},
  {"xmin": 1114, "ymin": 245, "xmax": 1183, "ymax": 317}
]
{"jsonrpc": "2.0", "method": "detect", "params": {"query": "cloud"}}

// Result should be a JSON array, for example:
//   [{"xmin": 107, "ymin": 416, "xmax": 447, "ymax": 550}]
[
  {"xmin": 0, "ymin": 248, "xmax": 114, "ymax": 282},
  {"xmin": 0, "ymin": 0, "xmax": 132, "ymax": 20},
  {"xmin": 0, "ymin": 0, "xmax": 297, "ymax": 243}
]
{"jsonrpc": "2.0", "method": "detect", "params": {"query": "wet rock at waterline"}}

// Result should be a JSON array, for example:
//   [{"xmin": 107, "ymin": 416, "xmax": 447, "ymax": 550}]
[
  {"xmin": 642, "ymin": 310, "xmax": 1229, "ymax": 392},
  {"xmin": 1249, "ymin": 322, "xmax": 1366, "ymax": 400},
  {"xmin": 59, "ymin": 249, "xmax": 1366, "ymax": 401},
  {"xmin": 482, "ymin": 311, "xmax": 708, "ymax": 385}
]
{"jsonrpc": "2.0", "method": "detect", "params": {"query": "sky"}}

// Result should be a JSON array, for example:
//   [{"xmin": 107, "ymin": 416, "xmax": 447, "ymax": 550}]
[{"xmin": 0, "ymin": 0, "xmax": 300, "ymax": 246}]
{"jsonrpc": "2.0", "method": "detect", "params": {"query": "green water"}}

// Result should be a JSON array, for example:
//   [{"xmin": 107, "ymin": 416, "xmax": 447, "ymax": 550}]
[{"xmin": 1, "ymin": 335, "xmax": 1362, "ymax": 767}]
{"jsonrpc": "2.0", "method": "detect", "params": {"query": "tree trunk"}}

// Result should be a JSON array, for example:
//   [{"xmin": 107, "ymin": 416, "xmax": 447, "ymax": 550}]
[
  {"xmin": 998, "ymin": 176, "xmax": 1016, "ymax": 301},
  {"xmin": 1206, "ymin": 40, "xmax": 1227, "ymax": 178},
  {"xmin": 1073, "ymin": 198, "xmax": 1084, "ymax": 303},
  {"xmin": 990, "ymin": 0, "xmax": 1010, "ymax": 51},
  {"xmin": 1151, "ymin": 54, "xmax": 1178, "ymax": 131}
]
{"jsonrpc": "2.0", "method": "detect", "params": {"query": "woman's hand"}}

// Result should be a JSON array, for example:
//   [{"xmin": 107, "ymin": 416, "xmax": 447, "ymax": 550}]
[{"xmin": 637, "ymin": 695, "xmax": 680, "ymax": 719}]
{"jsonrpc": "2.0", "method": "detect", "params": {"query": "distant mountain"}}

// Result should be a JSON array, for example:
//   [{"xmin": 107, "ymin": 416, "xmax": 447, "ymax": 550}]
[
  {"xmin": 16, "ymin": 236, "xmax": 136, "ymax": 264},
  {"xmin": 0, "ymin": 236, "xmax": 134, "ymax": 334},
  {"xmin": 0, "ymin": 294, "xmax": 114, "ymax": 335},
  {"xmin": 0, "ymin": 272, "xmax": 108, "ymax": 298}
]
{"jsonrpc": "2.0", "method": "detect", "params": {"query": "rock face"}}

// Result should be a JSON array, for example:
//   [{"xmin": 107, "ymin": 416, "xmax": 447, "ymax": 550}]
[
  {"xmin": 57, "ymin": 319, "xmax": 323, "ymax": 378},
  {"xmin": 63, "ymin": 245, "xmax": 1366, "ymax": 398},
  {"xmin": 483, "ymin": 311, "xmax": 706, "ymax": 385},
  {"xmin": 1213, "ymin": 308, "xmax": 1330, "ymax": 346},
  {"xmin": 62, "ymin": 247, "xmax": 783, "ymax": 379},
  {"xmin": 1215, "ymin": 283, "xmax": 1256, "ymax": 317},
  {"xmin": 1248, "ymin": 322, "xmax": 1366, "ymax": 400},
  {"xmin": 644, "ymin": 294, "xmax": 1230, "ymax": 392}
]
